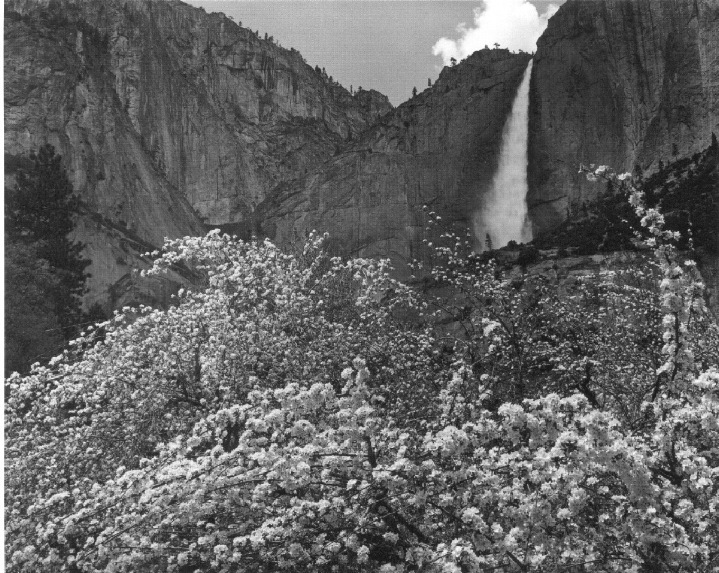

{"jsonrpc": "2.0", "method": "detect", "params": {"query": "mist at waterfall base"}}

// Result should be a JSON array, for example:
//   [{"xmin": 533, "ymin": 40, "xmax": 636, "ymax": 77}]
[{"xmin": 474, "ymin": 60, "xmax": 533, "ymax": 252}]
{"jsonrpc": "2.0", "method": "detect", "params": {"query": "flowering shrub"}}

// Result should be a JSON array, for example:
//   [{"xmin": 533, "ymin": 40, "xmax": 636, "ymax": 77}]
[{"xmin": 5, "ymin": 172, "xmax": 719, "ymax": 572}]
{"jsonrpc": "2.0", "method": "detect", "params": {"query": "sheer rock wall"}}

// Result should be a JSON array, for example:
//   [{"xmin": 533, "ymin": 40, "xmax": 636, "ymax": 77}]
[
  {"xmin": 259, "ymin": 50, "xmax": 532, "ymax": 274},
  {"xmin": 4, "ymin": 0, "xmax": 391, "ymax": 307},
  {"xmin": 528, "ymin": 0, "xmax": 719, "ymax": 235},
  {"xmin": 6, "ymin": 0, "xmax": 718, "ymax": 307}
]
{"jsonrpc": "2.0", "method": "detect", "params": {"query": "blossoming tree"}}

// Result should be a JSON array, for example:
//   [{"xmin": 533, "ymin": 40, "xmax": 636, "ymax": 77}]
[{"xmin": 5, "ymin": 170, "xmax": 719, "ymax": 572}]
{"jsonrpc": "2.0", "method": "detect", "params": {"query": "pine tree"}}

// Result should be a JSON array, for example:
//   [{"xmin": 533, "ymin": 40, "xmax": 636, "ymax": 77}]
[
  {"xmin": 4, "ymin": 241, "xmax": 65, "ymax": 375},
  {"xmin": 5, "ymin": 144, "xmax": 90, "ymax": 341},
  {"xmin": 412, "ymin": 86, "xmax": 417, "ymax": 97}
]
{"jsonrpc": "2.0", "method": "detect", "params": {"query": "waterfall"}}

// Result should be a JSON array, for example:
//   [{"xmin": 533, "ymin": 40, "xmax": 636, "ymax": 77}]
[{"xmin": 474, "ymin": 60, "xmax": 533, "ymax": 251}]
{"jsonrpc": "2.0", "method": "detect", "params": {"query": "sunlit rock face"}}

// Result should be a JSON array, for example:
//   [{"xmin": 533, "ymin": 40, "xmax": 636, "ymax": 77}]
[
  {"xmin": 7, "ymin": 0, "xmax": 718, "ymax": 309},
  {"xmin": 4, "ymin": 0, "xmax": 391, "ymax": 307},
  {"xmin": 528, "ymin": 0, "xmax": 719, "ymax": 236},
  {"xmin": 258, "ymin": 49, "xmax": 532, "ymax": 275},
  {"xmin": 4, "ymin": 3, "xmax": 206, "ymax": 309}
]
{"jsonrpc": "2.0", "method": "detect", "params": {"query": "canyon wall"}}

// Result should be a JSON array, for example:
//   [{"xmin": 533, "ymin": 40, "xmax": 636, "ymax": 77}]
[
  {"xmin": 528, "ymin": 0, "xmax": 719, "ymax": 235},
  {"xmin": 258, "ymin": 49, "xmax": 532, "ymax": 274},
  {"xmin": 4, "ymin": 0, "xmax": 391, "ymax": 307},
  {"xmin": 6, "ymin": 0, "xmax": 719, "ymax": 309}
]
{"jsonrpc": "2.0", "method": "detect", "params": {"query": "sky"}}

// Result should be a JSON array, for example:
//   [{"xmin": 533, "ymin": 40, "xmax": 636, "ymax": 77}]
[{"xmin": 185, "ymin": 1, "xmax": 564, "ymax": 106}]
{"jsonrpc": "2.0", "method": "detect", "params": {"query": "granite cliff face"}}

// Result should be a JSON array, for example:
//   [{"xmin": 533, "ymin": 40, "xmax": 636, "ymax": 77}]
[
  {"xmin": 259, "ymin": 50, "xmax": 532, "ymax": 274},
  {"xmin": 6, "ymin": 0, "xmax": 719, "ymax": 309},
  {"xmin": 528, "ymin": 0, "xmax": 719, "ymax": 235},
  {"xmin": 5, "ymin": 4, "xmax": 205, "ymax": 308},
  {"xmin": 4, "ymin": 0, "xmax": 391, "ymax": 307}
]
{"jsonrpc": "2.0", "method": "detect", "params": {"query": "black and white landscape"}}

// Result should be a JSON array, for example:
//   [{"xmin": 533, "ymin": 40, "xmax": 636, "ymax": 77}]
[{"xmin": 4, "ymin": 1, "xmax": 719, "ymax": 571}]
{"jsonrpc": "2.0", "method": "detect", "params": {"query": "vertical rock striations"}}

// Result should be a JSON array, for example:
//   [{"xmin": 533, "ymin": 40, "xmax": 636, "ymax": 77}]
[
  {"xmin": 7, "ymin": 0, "xmax": 717, "ymax": 309},
  {"xmin": 4, "ymin": 5, "xmax": 207, "ymax": 308},
  {"xmin": 259, "ymin": 49, "xmax": 533, "ymax": 275},
  {"xmin": 528, "ymin": 0, "xmax": 719, "ymax": 235},
  {"xmin": 4, "ymin": 0, "xmax": 391, "ymax": 307}
]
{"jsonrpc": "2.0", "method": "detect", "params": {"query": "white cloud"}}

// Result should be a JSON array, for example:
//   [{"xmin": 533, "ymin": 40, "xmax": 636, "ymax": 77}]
[{"xmin": 432, "ymin": 0, "xmax": 559, "ymax": 66}]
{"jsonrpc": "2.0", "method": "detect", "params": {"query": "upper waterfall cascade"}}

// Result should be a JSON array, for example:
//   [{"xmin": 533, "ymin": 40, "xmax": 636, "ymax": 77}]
[{"xmin": 475, "ymin": 60, "xmax": 533, "ymax": 251}]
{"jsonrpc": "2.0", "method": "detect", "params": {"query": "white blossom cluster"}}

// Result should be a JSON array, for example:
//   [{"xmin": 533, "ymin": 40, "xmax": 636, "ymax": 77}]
[{"xmin": 5, "ymin": 176, "xmax": 719, "ymax": 572}]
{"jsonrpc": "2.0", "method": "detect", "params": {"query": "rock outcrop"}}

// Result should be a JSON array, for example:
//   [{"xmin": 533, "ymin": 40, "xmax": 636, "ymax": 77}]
[
  {"xmin": 4, "ymin": 0, "xmax": 391, "ymax": 308},
  {"xmin": 528, "ymin": 0, "xmax": 719, "ymax": 235},
  {"xmin": 259, "ymin": 50, "xmax": 532, "ymax": 274},
  {"xmin": 6, "ymin": 0, "xmax": 719, "ymax": 310}
]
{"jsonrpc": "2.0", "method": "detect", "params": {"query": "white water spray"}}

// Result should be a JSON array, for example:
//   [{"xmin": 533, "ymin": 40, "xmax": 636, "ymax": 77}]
[{"xmin": 475, "ymin": 60, "xmax": 533, "ymax": 251}]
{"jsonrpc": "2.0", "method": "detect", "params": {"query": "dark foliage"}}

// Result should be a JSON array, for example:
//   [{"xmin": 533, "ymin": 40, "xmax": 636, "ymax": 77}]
[
  {"xmin": 516, "ymin": 244, "xmax": 540, "ymax": 268},
  {"xmin": 5, "ymin": 145, "xmax": 91, "ymax": 373},
  {"xmin": 533, "ymin": 179, "xmax": 640, "ymax": 255},
  {"xmin": 4, "ymin": 242, "xmax": 65, "ymax": 376},
  {"xmin": 641, "ymin": 141, "xmax": 719, "ymax": 255},
  {"xmin": 533, "ymin": 141, "xmax": 719, "ymax": 256}
]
